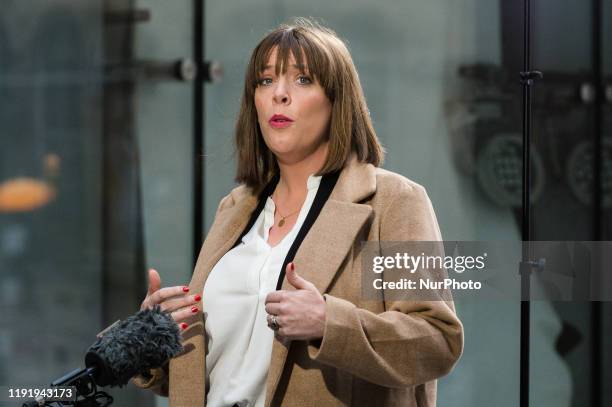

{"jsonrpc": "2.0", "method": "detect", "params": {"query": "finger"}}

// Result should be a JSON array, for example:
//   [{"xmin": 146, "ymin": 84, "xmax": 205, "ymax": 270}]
[
  {"xmin": 267, "ymin": 314, "xmax": 285, "ymax": 330},
  {"xmin": 170, "ymin": 304, "xmax": 200, "ymax": 323},
  {"xmin": 265, "ymin": 290, "xmax": 288, "ymax": 305},
  {"xmin": 276, "ymin": 321, "xmax": 291, "ymax": 338},
  {"xmin": 160, "ymin": 294, "xmax": 202, "ymax": 313},
  {"xmin": 148, "ymin": 285, "xmax": 191, "ymax": 307},
  {"xmin": 285, "ymin": 262, "xmax": 315, "ymax": 291},
  {"xmin": 147, "ymin": 268, "xmax": 162, "ymax": 295},
  {"xmin": 265, "ymin": 302, "xmax": 283, "ymax": 315}
]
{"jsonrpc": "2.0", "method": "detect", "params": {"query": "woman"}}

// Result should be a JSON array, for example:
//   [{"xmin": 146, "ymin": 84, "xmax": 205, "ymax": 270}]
[{"xmin": 134, "ymin": 17, "xmax": 463, "ymax": 406}]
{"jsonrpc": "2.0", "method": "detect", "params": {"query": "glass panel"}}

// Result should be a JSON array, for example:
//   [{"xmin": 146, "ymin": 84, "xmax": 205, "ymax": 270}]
[
  {"xmin": 531, "ymin": 0, "xmax": 604, "ymax": 406},
  {"xmin": 204, "ymin": 1, "xmax": 525, "ymax": 405},
  {"xmin": 0, "ymin": 0, "xmax": 107, "ymax": 404},
  {"xmin": 133, "ymin": 1, "xmax": 195, "ymax": 406},
  {"xmin": 1, "ymin": 1, "xmax": 194, "ymax": 406},
  {"xmin": 134, "ymin": 0, "xmax": 194, "ymax": 286}
]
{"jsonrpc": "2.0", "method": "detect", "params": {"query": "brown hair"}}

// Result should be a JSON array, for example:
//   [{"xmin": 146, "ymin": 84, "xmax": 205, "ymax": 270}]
[{"xmin": 234, "ymin": 17, "xmax": 385, "ymax": 194}]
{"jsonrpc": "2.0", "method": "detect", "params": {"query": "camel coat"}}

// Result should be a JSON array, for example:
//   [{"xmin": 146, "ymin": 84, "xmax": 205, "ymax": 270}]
[{"xmin": 133, "ymin": 155, "xmax": 464, "ymax": 406}]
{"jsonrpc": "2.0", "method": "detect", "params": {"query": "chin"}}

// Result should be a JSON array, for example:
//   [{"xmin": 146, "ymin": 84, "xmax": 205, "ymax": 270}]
[
  {"xmin": 270, "ymin": 148, "xmax": 296, "ymax": 158},
  {"xmin": 266, "ymin": 139, "xmax": 296, "ymax": 155}
]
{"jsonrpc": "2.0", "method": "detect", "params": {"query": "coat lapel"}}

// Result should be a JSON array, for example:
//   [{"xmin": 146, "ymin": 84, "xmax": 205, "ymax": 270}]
[
  {"xmin": 190, "ymin": 189, "xmax": 258, "ymax": 295},
  {"xmin": 288, "ymin": 200, "xmax": 373, "ymax": 293}
]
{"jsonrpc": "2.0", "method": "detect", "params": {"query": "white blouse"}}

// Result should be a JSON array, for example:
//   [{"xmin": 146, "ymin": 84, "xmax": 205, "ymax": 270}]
[{"xmin": 203, "ymin": 174, "xmax": 322, "ymax": 407}]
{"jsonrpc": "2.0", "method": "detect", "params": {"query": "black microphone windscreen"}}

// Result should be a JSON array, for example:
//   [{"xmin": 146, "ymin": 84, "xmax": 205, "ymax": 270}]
[{"xmin": 86, "ymin": 306, "xmax": 183, "ymax": 387}]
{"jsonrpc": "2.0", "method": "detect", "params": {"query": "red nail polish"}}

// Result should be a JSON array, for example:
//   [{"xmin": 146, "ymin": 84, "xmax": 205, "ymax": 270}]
[
  {"xmin": 290, "ymin": 262, "xmax": 295, "ymax": 271},
  {"xmin": 180, "ymin": 323, "xmax": 188, "ymax": 330},
  {"xmin": 194, "ymin": 295, "xmax": 202, "ymax": 302},
  {"xmin": 182, "ymin": 286, "xmax": 190, "ymax": 293},
  {"xmin": 191, "ymin": 306, "xmax": 199, "ymax": 313}
]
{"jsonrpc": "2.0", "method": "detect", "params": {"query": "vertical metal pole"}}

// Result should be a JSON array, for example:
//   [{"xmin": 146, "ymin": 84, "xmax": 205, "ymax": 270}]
[
  {"xmin": 519, "ymin": 0, "xmax": 539, "ymax": 405},
  {"xmin": 591, "ymin": 0, "xmax": 603, "ymax": 404},
  {"xmin": 193, "ymin": 0, "xmax": 204, "ymax": 266}
]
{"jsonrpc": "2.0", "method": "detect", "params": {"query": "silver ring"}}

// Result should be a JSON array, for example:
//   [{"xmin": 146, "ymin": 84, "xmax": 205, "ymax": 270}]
[{"xmin": 269, "ymin": 315, "xmax": 280, "ymax": 331}]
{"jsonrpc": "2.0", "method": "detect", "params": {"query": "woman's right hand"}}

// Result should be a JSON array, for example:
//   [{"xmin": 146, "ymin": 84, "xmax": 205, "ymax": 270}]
[{"xmin": 140, "ymin": 268, "xmax": 201, "ymax": 330}]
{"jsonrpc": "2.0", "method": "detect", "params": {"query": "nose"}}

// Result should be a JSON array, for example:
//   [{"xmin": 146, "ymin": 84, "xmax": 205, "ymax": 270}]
[{"xmin": 272, "ymin": 77, "xmax": 290, "ymax": 105}]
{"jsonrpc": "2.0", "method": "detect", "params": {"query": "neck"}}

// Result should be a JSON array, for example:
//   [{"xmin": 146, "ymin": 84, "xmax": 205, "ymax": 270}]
[{"xmin": 274, "ymin": 141, "xmax": 328, "ymax": 201}]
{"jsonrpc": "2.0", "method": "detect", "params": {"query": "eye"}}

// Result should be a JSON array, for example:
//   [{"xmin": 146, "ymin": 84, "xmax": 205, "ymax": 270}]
[
  {"xmin": 257, "ymin": 77, "xmax": 273, "ymax": 86},
  {"xmin": 297, "ymin": 75, "xmax": 312, "ymax": 85}
]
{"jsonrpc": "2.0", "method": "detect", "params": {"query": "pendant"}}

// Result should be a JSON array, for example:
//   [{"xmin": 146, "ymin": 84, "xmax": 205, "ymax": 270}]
[{"xmin": 278, "ymin": 218, "xmax": 285, "ymax": 227}]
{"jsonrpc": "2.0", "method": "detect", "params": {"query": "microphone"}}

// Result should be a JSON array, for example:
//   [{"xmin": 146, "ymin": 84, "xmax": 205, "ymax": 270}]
[
  {"xmin": 23, "ymin": 306, "xmax": 183, "ymax": 406},
  {"xmin": 85, "ymin": 305, "xmax": 183, "ymax": 387}
]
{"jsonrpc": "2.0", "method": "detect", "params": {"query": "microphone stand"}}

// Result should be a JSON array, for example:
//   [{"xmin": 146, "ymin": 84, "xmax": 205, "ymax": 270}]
[
  {"xmin": 518, "ymin": 0, "xmax": 543, "ymax": 406},
  {"xmin": 22, "ymin": 367, "xmax": 113, "ymax": 407}
]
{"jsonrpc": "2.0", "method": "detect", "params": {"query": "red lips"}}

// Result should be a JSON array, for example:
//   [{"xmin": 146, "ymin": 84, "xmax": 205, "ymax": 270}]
[
  {"xmin": 269, "ymin": 114, "xmax": 293, "ymax": 129},
  {"xmin": 269, "ymin": 114, "xmax": 293, "ymax": 122}
]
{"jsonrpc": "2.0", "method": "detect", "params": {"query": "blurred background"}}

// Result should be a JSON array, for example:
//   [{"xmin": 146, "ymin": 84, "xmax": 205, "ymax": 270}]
[{"xmin": 0, "ymin": 0, "xmax": 611, "ymax": 406}]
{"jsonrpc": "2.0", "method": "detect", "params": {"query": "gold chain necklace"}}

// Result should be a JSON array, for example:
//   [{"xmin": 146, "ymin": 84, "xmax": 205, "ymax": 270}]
[{"xmin": 272, "ymin": 191, "xmax": 301, "ymax": 227}]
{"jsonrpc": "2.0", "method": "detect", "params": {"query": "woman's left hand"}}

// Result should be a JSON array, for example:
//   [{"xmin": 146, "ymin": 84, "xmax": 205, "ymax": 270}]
[{"xmin": 265, "ymin": 262, "xmax": 326, "ymax": 341}]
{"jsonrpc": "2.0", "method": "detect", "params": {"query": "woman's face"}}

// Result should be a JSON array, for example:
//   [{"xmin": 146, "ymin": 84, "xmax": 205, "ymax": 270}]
[{"xmin": 254, "ymin": 47, "xmax": 332, "ymax": 163}]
